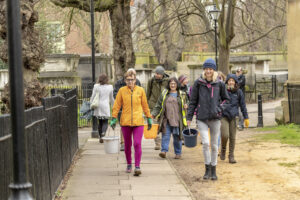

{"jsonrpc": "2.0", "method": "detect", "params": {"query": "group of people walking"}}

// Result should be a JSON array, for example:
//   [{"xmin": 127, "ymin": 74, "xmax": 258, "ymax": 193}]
[{"xmin": 89, "ymin": 58, "xmax": 249, "ymax": 179}]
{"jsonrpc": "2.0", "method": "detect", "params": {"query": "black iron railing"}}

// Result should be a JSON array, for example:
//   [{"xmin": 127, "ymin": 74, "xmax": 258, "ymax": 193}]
[
  {"xmin": 0, "ymin": 88, "xmax": 78, "ymax": 199},
  {"xmin": 288, "ymin": 84, "xmax": 300, "ymax": 124}
]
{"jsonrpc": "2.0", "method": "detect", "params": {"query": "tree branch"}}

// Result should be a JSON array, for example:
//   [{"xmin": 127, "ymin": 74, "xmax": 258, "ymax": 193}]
[
  {"xmin": 231, "ymin": 24, "xmax": 286, "ymax": 49},
  {"xmin": 50, "ymin": 0, "xmax": 115, "ymax": 12}
]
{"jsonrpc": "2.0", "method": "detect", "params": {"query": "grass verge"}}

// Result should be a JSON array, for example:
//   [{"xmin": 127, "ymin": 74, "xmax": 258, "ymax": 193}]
[{"xmin": 256, "ymin": 124, "xmax": 300, "ymax": 146}]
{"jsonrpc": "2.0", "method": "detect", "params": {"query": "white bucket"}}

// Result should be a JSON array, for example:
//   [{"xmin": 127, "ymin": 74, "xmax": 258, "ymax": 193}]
[{"xmin": 103, "ymin": 136, "xmax": 119, "ymax": 154}]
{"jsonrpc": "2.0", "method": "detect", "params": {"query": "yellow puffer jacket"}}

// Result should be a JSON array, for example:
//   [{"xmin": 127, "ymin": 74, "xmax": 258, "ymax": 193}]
[{"xmin": 112, "ymin": 85, "xmax": 151, "ymax": 126}]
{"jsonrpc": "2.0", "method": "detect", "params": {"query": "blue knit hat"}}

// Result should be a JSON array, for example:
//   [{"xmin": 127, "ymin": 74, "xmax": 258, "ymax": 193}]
[{"xmin": 203, "ymin": 58, "xmax": 217, "ymax": 71}]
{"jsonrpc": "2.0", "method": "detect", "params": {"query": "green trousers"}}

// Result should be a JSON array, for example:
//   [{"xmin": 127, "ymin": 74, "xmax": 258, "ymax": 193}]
[{"xmin": 220, "ymin": 117, "xmax": 237, "ymax": 157}]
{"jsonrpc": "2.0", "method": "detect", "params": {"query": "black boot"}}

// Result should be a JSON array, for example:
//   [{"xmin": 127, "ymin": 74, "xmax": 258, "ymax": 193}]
[
  {"xmin": 203, "ymin": 164, "xmax": 211, "ymax": 180},
  {"xmin": 211, "ymin": 165, "xmax": 218, "ymax": 180}
]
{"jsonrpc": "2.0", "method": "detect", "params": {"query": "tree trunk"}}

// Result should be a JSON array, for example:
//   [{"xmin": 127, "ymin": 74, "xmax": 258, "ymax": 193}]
[
  {"xmin": 109, "ymin": 0, "xmax": 136, "ymax": 80},
  {"xmin": 218, "ymin": 45, "xmax": 230, "ymax": 75}
]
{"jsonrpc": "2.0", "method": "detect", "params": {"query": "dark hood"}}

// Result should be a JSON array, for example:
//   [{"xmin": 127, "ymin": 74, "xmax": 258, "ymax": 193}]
[{"xmin": 225, "ymin": 74, "xmax": 239, "ymax": 84}]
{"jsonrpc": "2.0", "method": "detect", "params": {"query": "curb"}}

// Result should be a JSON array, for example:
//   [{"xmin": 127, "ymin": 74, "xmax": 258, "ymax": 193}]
[{"xmin": 166, "ymin": 157, "xmax": 196, "ymax": 200}]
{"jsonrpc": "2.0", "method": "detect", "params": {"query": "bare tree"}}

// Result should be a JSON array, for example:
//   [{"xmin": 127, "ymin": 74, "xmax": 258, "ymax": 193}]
[
  {"xmin": 51, "ymin": 0, "xmax": 135, "ymax": 79},
  {"xmin": 175, "ymin": 0, "xmax": 286, "ymax": 74},
  {"xmin": 133, "ymin": 0, "xmax": 192, "ymax": 70}
]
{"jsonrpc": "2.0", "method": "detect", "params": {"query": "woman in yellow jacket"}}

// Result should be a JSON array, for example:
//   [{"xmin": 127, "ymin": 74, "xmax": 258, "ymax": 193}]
[{"xmin": 110, "ymin": 70, "xmax": 152, "ymax": 176}]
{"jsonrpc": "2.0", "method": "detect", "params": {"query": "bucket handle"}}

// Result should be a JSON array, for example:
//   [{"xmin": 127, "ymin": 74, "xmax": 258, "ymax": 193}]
[{"xmin": 106, "ymin": 126, "xmax": 117, "ymax": 138}]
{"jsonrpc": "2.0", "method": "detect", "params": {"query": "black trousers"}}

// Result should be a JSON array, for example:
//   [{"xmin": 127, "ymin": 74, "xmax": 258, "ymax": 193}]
[{"xmin": 98, "ymin": 119, "xmax": 108, "ymax": 138}]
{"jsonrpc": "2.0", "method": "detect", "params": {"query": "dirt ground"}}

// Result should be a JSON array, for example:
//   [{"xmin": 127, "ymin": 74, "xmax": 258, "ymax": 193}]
[{"xmin": 169, "ymin": 128, "xmax": 300, "ymax": 200}]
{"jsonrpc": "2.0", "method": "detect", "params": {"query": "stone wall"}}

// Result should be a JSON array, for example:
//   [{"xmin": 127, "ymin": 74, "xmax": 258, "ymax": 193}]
[{"xmin": 39, "ymin": 54, "xmax": 81, "ymax": 87}]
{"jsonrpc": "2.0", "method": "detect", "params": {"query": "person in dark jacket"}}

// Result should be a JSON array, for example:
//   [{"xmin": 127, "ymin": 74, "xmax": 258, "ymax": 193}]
[
  {"xmin": 220, "ymin": 74, "xmax": 249, "ymax": 163},
  {"xmin": 113, "ymin": 68, "xmax": 141, "ymax": 151},
  {"xmin": 187, "ymin": 58, "xmax": 230, "ymax": 181},
  {"xmin": 147, "ymin": 66, "xmax": 169, "ymax": 150},
  {"xmin": 178, "ymin": 74, "xmax": 190, "ymax": 100}
]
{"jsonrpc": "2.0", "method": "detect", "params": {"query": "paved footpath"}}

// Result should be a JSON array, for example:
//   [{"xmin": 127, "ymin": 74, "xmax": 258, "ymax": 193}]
[{"xmin": 62, "ymin": 128, "xmax": 193, "ymax": 200}]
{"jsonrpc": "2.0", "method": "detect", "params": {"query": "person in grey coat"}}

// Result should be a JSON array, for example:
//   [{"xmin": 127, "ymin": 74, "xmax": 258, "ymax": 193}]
[{"xmin": 90, "ymin": 73, "xmax": 114, "ymax": 143}]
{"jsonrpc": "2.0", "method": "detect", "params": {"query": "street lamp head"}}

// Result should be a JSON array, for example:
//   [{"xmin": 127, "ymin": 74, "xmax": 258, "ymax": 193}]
[{"xmin": 209, "ymin": 5, "xmax": 220, "ymax": 21}]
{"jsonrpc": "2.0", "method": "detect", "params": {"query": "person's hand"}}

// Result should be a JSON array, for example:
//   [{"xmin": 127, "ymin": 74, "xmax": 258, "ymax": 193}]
[
  {"xmin": 187, "ymin": 120, "xmax": 191, "ymax": 127},
  {"xmin": 244, "ymin": 119, "xmax": 249, "ymax": 128},
  {"xmin": 110, "ymin": 118, "xmax": 117, "ymax": 130},
  {"xmin": 184, "ymin": 104, "xmax": 188, "ymax": 109},
  {"xmin": 147, "ymin": 118, "xmax": 152, "ymax": 130}
]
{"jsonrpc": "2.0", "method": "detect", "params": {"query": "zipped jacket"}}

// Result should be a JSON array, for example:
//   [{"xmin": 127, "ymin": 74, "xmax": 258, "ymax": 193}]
[
  {"xmin": 187, "ymin": 73, "xmax": 230, "ymax": 121},
  {"xmin": 112, "ymin": 85, "xmax": 151, "ymax": 126},
  {"xmin": 223, "ymin": 88, "xmax": 248, "ymax": 120},
  {"xmin": 146, "ymin": 74, "xmax": 169, "ymax": 110},
  {"xmin": 151, "ymin": 89, "xmax": 187, "ymax": 139}
]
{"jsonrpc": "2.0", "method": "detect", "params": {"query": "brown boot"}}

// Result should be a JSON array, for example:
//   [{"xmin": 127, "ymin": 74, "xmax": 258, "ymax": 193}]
[
  {"xmin": 220, "ymin": 147, "xmax": 226, "ymax": 160},
  {"xmin": 159, "ymin": 152, "xmax": 166, "ymax": 158},
  {"xmin": 229, "ymin": 154, "xmax": 237, "ymax": 164},
  {"xmin": 229, "ymin": 139, "xmax": 236, "ymax": 163}
]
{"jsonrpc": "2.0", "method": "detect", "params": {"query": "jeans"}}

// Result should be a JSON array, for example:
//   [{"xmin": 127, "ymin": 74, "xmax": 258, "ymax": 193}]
[
  {"xmin": 98, "ymin": 119, "xmax": 108, "ymax": 138},
  {"xmin": 121, "ymin": 126, "xmax": 144, "ymax": 167},
  {"xmin": 197, "ymin": 119, "xmax": 221, "ymax": 166},
  {"xmin": 161, "ymin": 123, "xmax": 182, "ymax": 155}
]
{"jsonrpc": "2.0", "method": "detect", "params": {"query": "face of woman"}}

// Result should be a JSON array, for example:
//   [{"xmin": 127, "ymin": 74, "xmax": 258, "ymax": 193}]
[
  {"xmin": 182, "ymin": 78, "xmax": 189, "ymax": 86},
  {"xmin": 204, "ymin": 68, "xmax": 214, "ymax": 80},
  {"xmin": 169, "ymin": 80, "xmax": 177, "ymax": 92},
  {"xmin": 227, "ymin": 78, "xmax": 236, "ymax": 88},
  {"xmin": 125, "ymin": 75, "xmax": 136, "ymax": 89}
]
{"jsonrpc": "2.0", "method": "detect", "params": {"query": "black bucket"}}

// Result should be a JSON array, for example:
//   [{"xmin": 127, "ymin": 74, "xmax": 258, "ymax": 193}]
[{"xmin": 182, "ymin": 128, "xmax": 198, "ymax": 148}]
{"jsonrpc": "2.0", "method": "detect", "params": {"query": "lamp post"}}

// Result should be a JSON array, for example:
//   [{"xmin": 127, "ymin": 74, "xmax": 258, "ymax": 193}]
[
  {"xmin": 6, "ymin": 0, "xmax": 33, "ymax": 199},
  {"xmin": 209, "ymin": 5, "xmax": 221, "ymax": 70},
  {"xmin": 90, "ymin": 0, "xmax": 98, "ymax": 138}
]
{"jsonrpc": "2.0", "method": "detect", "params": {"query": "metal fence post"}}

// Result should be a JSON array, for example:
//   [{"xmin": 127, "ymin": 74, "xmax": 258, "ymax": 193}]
[
  {"xmin": 257, "ymin": 93, "xmax": 264, "ymax": 127},
  {"xmin": 6, "ymin": 0, "xmax": 33, "ymax": 199}
]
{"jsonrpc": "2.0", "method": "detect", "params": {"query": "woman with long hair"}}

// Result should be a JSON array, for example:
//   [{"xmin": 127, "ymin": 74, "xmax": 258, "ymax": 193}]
[
  {"xmin": 90, "ymin": 73, "xmax": 114, "ymax": 143},
  {"xmin": 187, "ymin": 58, "xmax": 230, "ymax": 180},
  {"xmin": 151, "ymin": 77, "xmax": 188, "ymax": 159}
]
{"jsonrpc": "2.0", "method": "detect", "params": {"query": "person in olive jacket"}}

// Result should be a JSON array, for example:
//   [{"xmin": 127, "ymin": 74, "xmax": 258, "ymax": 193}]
[
  {"xmin": 220, "ymin": 74, "xmax": 249, "ymax": 164},
  {"xmin": 151, "ymin": 77, "xmax": 188, "ymax": 159},
  {"xmin": 146, "ymin": 66, "xmax": 169, "ymax": 150},
  {"xmin": 187, "ymin": 58, "xmax": 230, "ymax": 181}
]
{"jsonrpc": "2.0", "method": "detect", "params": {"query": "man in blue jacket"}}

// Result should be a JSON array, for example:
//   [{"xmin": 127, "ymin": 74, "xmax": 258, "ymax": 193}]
[{"xmin": 187, "ymin": 58, "xmax": 230, "ymax": 181}]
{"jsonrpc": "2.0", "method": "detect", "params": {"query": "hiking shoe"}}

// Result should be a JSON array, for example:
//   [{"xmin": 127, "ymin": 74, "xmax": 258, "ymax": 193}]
[
  {"xmin": 120, "ymin": 144, "xmax": 124, "ymax": 151},
  {"xmin": 154, "ymin": 145, "xmax": 161, "ymax": 150},
  {"xmin": 99, "ymin": 138, "xmax": 104, "ymax": 143},
  {"xmin": 126, "ymin": 165, "xmax": 132, "ymax": 173},
  {"xmin": 174, "ymin": 154, "xmax": 181, "ymax": 159},
  {"xmin": 134, "ymin": 167, "xmax": 141, "ymax": 176},
  {"xmin": 159, "ymin": 152, "xmax": 166, "ymax": 158}
]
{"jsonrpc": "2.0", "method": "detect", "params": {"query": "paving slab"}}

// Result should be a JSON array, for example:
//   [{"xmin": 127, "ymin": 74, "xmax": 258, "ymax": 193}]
[{"xmin": 61, "ymin": 128, "xmax": 194, "ymax": 200}]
